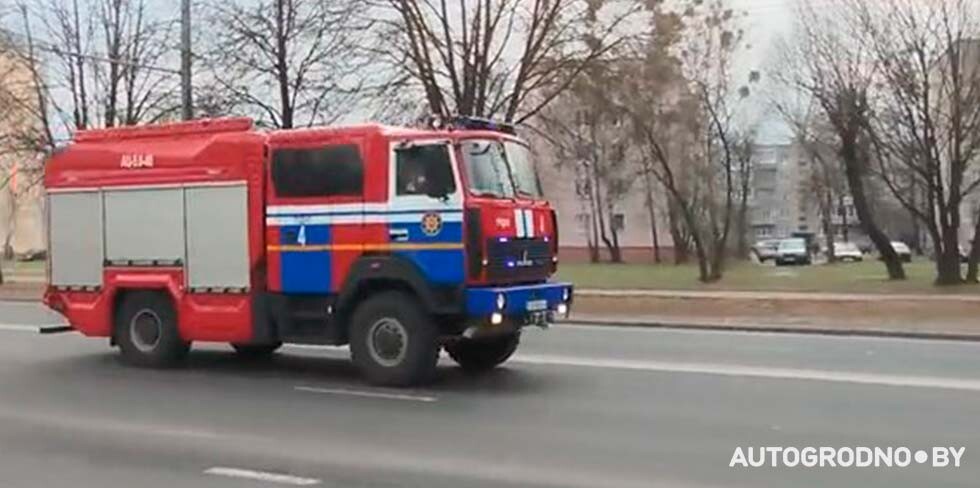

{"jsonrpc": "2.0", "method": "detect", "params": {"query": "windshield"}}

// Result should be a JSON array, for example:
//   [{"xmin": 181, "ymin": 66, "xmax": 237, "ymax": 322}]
[
  {"xmin": 780, "ymin": 239, "xmax": 806, "ymax": 251},
  {"xmin": 503, "ymin": 141, "xmax": 542, "ymax": 198},
  {"xmin": 459, "ymin": 139, "xmax": 515, "ymax": 198}
]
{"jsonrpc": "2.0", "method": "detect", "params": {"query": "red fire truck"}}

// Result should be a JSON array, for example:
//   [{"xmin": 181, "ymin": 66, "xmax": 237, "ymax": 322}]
[{"xmin": 43, "ymin": 117, "xmax": 572, "ymax": 386}]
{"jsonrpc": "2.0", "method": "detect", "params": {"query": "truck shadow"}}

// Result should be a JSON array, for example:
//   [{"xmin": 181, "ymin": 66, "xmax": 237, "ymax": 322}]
[{"xmin": 37, "ymin": 346, "xmax": 554, "ymax": 396}]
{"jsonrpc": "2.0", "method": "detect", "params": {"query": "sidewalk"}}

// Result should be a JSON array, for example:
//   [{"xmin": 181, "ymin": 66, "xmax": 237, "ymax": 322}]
[
  {"xmin": 563, "ymin": 312, "xmax": 980, "ymax": 340},
  {"xmin": 577, "ymin": 288, "xmax": 980, "ymax": 302},
  {"xmin": 3, "ymin": 278, "xmax": 979, "ymax": 339}
]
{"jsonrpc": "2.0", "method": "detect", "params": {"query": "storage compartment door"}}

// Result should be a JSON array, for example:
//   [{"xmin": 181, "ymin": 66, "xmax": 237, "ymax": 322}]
[
  {"xmin": 185, "ymin": 185, "xmax": 250, "ymax": 289},
  {"xmin": 49, "ymin": 191, "xmax": 104, "ymax": 287}
]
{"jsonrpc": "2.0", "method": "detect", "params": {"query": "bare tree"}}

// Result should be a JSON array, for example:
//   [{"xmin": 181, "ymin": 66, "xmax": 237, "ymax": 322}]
[
  {"xmin": 380, "ymin": 0, "xmax": 641, "ymax": 124},
  {"xmin": 777, "ymin": 0, "xmax": 907, "ymax": 280},
  {"xmin": 851, "ymin": 0, "xmax": 980, "ymax": 285},
  {"xmin": 10, "ymin": 0, "xmax": 179, "ymax": 133},
  {"xmin": 627, "ymin": 0, "xmax": 757, "ymax": 282},
  {"xmin": 732, "ymin": 130, "xmax": 755, "ymax": 259},
  {"xmin": 204, "ymin": 0, "xmax": 373, "ymax": 128},
  {"xmin": 537, "ymin": 72, "xmax": 636, "ymax": 264},
  {"xmin": 774, "ymin": 96, "xmax": 846, "ymax": 262}
]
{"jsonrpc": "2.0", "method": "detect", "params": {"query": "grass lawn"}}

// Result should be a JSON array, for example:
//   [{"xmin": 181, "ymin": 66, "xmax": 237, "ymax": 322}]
[
  {"xmin": 556, "ymin": 259, "xmax": 980, "ymax": 294},
  {"xmin": 0, "ymin": 260, "xmax": 45, "ymax": 275}
]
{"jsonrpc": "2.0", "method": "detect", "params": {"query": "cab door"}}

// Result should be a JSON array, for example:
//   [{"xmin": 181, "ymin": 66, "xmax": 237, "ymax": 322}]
[
  {"xmin": 386, "ymin": 141, "xmax": 464, "ymax": 285},
  {"xmin": 265, "ymin": 142, "xmax": 365, "ymax": 294}
]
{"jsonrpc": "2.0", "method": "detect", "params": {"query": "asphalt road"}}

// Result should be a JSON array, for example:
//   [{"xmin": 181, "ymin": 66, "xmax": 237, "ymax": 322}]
[{"xmin": 0, "ymin": 301, "xmax": 978, "ymax": 487}]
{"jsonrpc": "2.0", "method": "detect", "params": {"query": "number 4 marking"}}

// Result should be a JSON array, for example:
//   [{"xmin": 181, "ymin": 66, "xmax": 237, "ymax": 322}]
[{"xmin": 297, "ymin": 225, "xmax": 307, "ymax": 246}]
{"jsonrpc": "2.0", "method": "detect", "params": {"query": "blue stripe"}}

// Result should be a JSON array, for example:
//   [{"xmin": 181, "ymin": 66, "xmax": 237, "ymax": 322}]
[{"xmin": 280, "ymin": 224, "xmax": 331, "ymax": 293}]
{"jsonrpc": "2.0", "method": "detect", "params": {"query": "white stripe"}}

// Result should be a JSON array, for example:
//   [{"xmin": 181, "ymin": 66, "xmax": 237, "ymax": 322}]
[
  {"xmin": 267, "ymin": 212, "xmax": 464, "ymax": 226},
  {"xmin": 267, "ymin": 202, "xmax": 463, "ymax": 215},
  {"xmin": 524, "ymin": 209, "xmax": 535, "ymax": 238},
  {"xmin": 514, "ymin": 354, "xmax": 980, "ymax": 392},
  {"xmin": 0, "ymin": 324, "xmax": 42, "ymax": 332},
  {"xmin": 267, "ymin": 203, "xmax": 370, "ymax": 215},
  {"xmin": 514, "ymin": 209, "xmax": 526, "ymax": 238},
  {"xmin": 294, "ymin": 386, "xmax": 438, "ymax": 402},
  {"xmin": 204, "ymin": 467, "xmax": 321, "ymax": 486}
]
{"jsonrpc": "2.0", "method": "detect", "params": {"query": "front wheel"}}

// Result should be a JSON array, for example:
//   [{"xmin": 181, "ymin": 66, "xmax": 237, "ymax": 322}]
[
  {"xmin": 349, "ymin": 292, "xmax": 439, "ymax": 386},
  {"xmin": 446, "ymin": 333, "xmax": 521, "ymax": 373}
]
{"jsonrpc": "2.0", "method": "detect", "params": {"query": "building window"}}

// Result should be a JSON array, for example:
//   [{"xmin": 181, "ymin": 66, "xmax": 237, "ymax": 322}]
[
  {"xmin": 611, "ymin": 213, "xmax": 625, "ymax": 231},
  {"xmin": 271, "ymin": 144, "xmax": 363, "ymax": 197}
]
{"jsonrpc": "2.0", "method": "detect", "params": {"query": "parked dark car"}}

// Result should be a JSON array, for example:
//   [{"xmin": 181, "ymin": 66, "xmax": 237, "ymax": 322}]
[{"xmin": 775, "ymin": 238, "xmax": 812, "ymax": 266}]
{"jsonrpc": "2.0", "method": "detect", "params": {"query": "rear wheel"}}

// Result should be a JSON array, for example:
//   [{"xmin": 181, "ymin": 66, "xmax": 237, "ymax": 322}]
[
  {"xmin": 349, "ymin": 291, "xmax": 439, "ymax": 386},
  {"xmin": 231, "ymin": 342, "xmax": 282, "ymax": 360},
  {"xmin": 446, "ymin": 333, "xmax": 521, "ymax": 373},
  {"xmin": 116, "ymin": 291, "xmax": 189, "ymax": 368}
]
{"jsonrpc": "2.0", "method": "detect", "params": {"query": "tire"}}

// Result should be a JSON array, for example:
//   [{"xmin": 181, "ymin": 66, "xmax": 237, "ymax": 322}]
[
  {"xmin": 446, "ymin": 333, "xmax": 520, "ymax": 373},
  {"xmin": 231, "ymin": 342, "xmax": 282, "ymax": 360},
  {"xmin": 349, "ymin": 291, "xmax": 439, "ymax": 387},
  {"xmin": 115, "ymin": 291, "xmax": 189, "ymax": 368}
]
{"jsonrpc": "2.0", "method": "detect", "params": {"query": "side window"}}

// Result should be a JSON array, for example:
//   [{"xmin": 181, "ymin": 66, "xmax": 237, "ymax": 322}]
[
  {"xmin": 395, "ymin": 144, "xmax": 456, "ymax": 198},
  {"xmin": 271, "ymin": 144, "xmax": 363, "ymax": 197}
]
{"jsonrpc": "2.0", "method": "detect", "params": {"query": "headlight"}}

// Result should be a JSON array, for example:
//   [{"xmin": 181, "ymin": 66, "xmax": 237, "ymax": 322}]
[
  {"xmin": 562, "ymin": 288, "xmax": 570, "ymax": 302},
  {"xmin": 496, "ymin": 293, "xmax": 506, "ymax": 310}
]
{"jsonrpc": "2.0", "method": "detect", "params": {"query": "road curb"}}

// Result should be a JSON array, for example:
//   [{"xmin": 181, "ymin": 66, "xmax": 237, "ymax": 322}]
[
  {"xmin": 0, "ymin": 297, "xmax": 43, "ymax": 303},
  {"xmin": 560, "ymin": 318, "xmax": 980, "ymax": 342}
]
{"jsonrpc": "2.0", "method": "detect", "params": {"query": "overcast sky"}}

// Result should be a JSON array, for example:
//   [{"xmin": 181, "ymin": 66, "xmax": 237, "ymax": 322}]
[{"xmin": 731, "ymin": 0, "xmax": 796, "ymax": 143}]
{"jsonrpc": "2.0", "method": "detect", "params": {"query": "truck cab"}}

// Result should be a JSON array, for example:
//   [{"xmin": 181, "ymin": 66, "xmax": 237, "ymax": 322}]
[{"xmin": 43, "ymin": 117, "xmax": 572, "ymax": 386}]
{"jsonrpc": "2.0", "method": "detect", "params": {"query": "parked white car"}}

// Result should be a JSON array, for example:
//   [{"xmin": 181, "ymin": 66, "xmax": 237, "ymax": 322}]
[
  {"xmin": 831, "ymin": 242, "xmax": 863, "ymax": 262},
  {"xmin": 877, "ymin": 241, "xmax": 913, "ymax": 263},
  {"xmin": 752, "ymin": 239, "xmax": 781, "ymax": 262}
]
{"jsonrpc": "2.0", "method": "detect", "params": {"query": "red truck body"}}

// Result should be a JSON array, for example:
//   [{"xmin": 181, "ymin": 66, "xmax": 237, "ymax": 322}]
[{"xmin": 43, "ymin": 117, "xmax": 572, "ymax": 385}]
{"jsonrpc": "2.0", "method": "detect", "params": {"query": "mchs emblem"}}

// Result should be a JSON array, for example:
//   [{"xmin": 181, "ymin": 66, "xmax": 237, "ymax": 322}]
[{"xmin": 421, "ymin": 212, "xmax": 443, "ymax": 236}]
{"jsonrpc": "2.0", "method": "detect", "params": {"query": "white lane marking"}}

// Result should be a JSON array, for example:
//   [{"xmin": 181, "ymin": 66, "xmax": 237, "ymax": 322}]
[
  {"xmin": 204, "ymin": 467, "xmax": 320, "ymax": 486},
  {"xmin": 295, "ymin": 386, "xmax": 437, "ymax": 402},
  {"xmin": 514, "ymin": 354, "xmax": 980, "ymax": 392},
  {"xmin": 0, "ymin": 324, "xmax": 42, "ymax": 332}
]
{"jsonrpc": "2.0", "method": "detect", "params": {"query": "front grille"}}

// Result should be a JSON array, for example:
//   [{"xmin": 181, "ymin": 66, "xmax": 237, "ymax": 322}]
[{"xmin": 485, "ymin": 238, "xmax": 552, "ymax": 283}]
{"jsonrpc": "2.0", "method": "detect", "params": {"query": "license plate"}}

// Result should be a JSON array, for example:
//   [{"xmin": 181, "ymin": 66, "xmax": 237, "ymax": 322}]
[{"xmin": 526, "ymin": 299, "xmax": 547, "ymax": 312}]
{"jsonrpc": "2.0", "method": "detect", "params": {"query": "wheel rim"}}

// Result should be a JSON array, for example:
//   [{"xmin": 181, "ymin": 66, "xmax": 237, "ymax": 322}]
[
  {"xmin": 130, "ymin": 309, "xmax": 162, "ymax": 353},
  {"xmin": 367, "ymin": 318, "xmax": 408, "ymax": 367}
]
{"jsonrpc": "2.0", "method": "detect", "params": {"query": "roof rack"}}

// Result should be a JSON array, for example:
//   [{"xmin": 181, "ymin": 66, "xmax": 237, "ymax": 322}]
[{"xmin": 74, "ymin": 117, "xmax": 254, "ymax": 143}]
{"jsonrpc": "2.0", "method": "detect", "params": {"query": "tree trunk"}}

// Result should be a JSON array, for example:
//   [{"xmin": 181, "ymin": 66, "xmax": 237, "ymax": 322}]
[
  {"xmin": 588, "ymin": 208, "xmax": 600, "ymax": 263},
  {"xmin": 707, "ymin": 237, "xmax": 726, "ymax": 282},
  {"xmin": 966, "ymin": 212, "xmax": 980, "ymax": 283},
  {"xmin": 643, "ymin": 170, "xmax": 661, "ymax": 263},
  {"xmin": 840, "ymin": 139, "xmax": 905, "ymax": 279},
  {"xmin": 935, "ymin": 226, "xmax": 963, "ymax": 285},
  {"xmin": 823, "ymin": 192, "xmax": 835, "ymax": 263},
  {"xmin": 275, "ymin": 0, "xmax": 293, "ymax": 129},
  {"xmin": 668, "ymin": 201, "xmax": 689, "ymax": 264}
]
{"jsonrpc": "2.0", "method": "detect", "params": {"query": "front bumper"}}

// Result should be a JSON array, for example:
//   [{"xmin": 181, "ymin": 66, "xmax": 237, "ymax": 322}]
[
  {"xmin": 778, "ymin": 253, "xmax": 809, "ymax": 262},
  {"xmin": 465, "ymin": 282, "xmax": 573, "ymax": 326}
]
